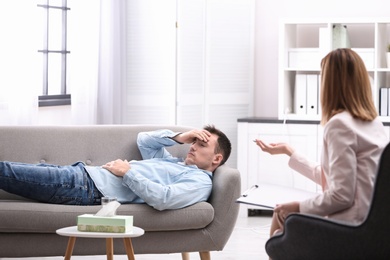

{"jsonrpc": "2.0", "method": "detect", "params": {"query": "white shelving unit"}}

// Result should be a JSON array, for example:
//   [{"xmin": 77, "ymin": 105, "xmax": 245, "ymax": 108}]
[{"xmin": 278, "ymin": 18, "xmax": 390, "ymax": 122}]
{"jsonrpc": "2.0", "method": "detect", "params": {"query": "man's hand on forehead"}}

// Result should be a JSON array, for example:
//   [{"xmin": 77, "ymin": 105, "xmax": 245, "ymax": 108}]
[
  {"xmin": 193, "ymin": 129, "xmax": 211, "ymax": 142},
  {"xmin": 173, "ymin": 129, "xmax": 211, "ymax": 144}
]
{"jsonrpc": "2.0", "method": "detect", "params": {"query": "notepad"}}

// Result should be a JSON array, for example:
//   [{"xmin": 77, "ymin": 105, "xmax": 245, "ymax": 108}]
[{"xmin": 236, "ymin": 183, "xmax": 319, "ymax": 209}]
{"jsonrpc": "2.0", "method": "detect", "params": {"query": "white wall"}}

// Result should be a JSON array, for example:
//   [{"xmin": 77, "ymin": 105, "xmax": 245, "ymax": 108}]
[
  {"xmin": 38, "ymin": 106, "xmax": 72, "ymax": 125},
  {"xmin": 39, "ymin": 0, "xmax": 390, "ymax": 124},
  {"xmin": 254, "ymin": 0, "xmax": 390, "ymax": 118}
]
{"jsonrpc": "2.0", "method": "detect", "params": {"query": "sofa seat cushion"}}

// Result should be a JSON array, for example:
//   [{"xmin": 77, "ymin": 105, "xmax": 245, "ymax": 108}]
[{"xmin": 0, "ymin": 201, "xmax": 214, "ymax": 233}]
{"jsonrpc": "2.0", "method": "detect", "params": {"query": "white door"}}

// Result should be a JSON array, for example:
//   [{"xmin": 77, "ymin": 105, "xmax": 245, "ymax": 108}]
[
  {"xmin": 124, "ymin": 0, "xmax": 255, "ymax": 167},
  {"xmin": 177, "ymin": 0, "xmax": 255, "ymax": 167}
]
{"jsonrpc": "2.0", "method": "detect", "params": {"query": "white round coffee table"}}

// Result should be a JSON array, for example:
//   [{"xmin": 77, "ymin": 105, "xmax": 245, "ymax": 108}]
[{"xmin": 56, "ymin": 226, "xmax": 144, "ymax": 260}]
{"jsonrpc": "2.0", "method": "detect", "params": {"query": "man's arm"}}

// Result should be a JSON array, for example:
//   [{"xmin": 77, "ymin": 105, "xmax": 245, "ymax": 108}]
[
  {"xmin": 103, "ymin": 128, "xmax": 212, "ymax": 181},
  {"xmin": 137, "ymin": 128, "xmax": 211, "ymax": 160},
  {"xmin": 137, "ymin": 129, "xmax": 182, "ymax": 160},
  {"xmin": 103, "ymin": 129, "xmax": 182, "ymax": 175}
]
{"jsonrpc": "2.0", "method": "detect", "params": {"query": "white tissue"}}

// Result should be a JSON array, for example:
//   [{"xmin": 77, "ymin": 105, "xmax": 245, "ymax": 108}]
[{"xmin": 95, "ymin": 201, "xmax": 121, "ymax": 217}]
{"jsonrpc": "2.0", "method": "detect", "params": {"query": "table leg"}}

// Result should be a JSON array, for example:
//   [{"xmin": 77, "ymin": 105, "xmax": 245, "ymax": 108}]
[
  {"xmin": 106, "ymin": 238, "xmax": 114, "ymax": 260},
  {"xmin": 64, "ymin": 237, "xmax": 76, "ymax": 260},
  {"xmin": 123, "ymin": 238, "xmax": 136, "ymax": 260}
]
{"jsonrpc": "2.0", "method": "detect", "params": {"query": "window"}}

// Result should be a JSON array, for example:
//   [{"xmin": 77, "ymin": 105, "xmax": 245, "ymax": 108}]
[{"xmin": 37, "ymin": 0, "xmax": 71, "ymax": 107}]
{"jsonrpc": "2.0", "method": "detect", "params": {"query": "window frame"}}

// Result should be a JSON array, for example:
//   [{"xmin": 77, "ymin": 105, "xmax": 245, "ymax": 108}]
[{"xmin": 37, "ymin": 0, "xmax": 71, "ymax": 107}]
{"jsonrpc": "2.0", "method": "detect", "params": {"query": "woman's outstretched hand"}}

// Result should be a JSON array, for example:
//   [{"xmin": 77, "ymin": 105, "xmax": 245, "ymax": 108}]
[{"xmin": 254, "ymin": 139, "xmax": 295, "ymax": 156}]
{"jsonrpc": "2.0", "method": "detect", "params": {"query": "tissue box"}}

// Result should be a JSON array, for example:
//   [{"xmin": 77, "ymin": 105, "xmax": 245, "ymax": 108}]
[{"xmin": 77, "ymin": 214, "xmax": 133, "ymax": 233}]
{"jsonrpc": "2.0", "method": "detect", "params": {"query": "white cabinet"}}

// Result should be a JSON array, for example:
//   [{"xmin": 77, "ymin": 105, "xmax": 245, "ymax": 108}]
[
  {"xmin": 238, "ymin": 119, "xmax": 390, "ymax": 216},
  {"xmin": 279, "ymin": 19, "xmax": 390, "ymax": 122},
  {"xmin": 238, "ymin": 120, "xmax": 321, "ymax": 197}
]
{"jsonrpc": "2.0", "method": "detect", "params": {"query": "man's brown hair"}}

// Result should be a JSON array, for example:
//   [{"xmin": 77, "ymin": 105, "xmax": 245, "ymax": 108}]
[{"xmin": 204, "ymin": 125, "xmax": 231, "ymax": 166}]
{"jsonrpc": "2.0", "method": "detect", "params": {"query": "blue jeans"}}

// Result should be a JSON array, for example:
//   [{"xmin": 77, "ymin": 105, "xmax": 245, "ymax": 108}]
[{"xmin": 0, "ymin": 161, "xmax": 102, "ymax": 205}]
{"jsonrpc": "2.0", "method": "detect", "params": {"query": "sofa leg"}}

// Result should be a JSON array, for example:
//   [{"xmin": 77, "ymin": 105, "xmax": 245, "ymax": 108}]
[
  {"xmin": 181, "ymin": 252, "xmax": 190, "ymax": 260},
  {"xmin": 199, "ymin": 251, "xmax": 211, "ymax": 260}
]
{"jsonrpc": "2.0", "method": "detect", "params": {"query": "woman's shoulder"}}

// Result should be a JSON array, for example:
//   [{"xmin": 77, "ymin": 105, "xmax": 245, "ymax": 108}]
[
  {"xmin": 330, "ymin": 111, "xmax": 352, "ymax": 120},
  {"xmin": 327, "ymin": 111, "xmax": 381, "ymax": 126},
  {"xmin": 324, "ymin": 112, "xmax": 361, "ymax": 138},
  {"xmin": 325, "ymin": 111, "xmax": 385, "ymax": 137},
  {"xmin": 326, "ymin": 111, "xmax": 353, "ymax": 128}
]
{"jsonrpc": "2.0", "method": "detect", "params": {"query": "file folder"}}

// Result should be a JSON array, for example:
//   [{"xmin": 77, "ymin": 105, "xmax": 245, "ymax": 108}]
[
  {"xmin": 386, "ymin": 88, "xmax": 390, "ymax": 116},
  {"xmin": 306, "ymin": 74, "xmax": 319, "ymax": 115},
  {"xmin": 380, "ymin": 87, "xmax": 388, "ymax": 116},
  {"xmin": 294, "ymin": 74, "xmax": 307, "ymax": 114}
]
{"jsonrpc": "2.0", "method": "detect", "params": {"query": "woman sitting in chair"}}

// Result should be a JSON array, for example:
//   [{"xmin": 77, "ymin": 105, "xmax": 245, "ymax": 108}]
[{"xmin": 255, "ymin": 48, "xmax": 388, "ymax": 236}]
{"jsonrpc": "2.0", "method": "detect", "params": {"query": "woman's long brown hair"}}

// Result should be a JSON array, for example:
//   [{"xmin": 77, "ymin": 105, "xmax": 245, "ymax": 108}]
[{"xmin": 320, "ymin": 48, "xmax": 377, "ymax": 125}]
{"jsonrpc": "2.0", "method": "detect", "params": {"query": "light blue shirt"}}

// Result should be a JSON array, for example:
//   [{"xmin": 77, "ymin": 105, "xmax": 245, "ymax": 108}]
[{"xmin": 85, "ymin": 129, "xmax": 213, "ymax": 210}]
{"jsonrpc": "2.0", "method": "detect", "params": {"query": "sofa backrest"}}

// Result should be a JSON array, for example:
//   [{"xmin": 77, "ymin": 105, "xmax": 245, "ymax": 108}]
[
  {"xmin": 0, "ymin": 125, "xmax": 192, "ymax": 165},
  {"xmin": 0, "ymin": 124, "xmax": 192, "ymax": 199}
]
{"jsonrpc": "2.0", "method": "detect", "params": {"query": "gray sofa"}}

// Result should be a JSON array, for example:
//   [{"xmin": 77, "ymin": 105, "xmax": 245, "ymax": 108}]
[{"xmin": 0, "ymin": 125, "xmax": 241, "ymax": 258}]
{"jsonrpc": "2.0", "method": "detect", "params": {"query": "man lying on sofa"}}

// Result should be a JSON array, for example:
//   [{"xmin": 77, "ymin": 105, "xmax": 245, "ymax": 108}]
[{"xmin": 0, "ymin": 125, "xmax": 231, "ymax": 211}]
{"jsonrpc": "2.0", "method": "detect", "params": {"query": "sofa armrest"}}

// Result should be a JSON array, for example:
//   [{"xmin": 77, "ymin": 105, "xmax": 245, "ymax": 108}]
[{"xmin": 205, "ymin": 164, "xmax": 241, "ymax": 249}]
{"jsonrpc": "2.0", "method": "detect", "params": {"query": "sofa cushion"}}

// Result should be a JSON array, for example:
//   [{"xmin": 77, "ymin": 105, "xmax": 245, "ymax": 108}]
[{"xmin": 0, "ymin": 201, "xmax": 214, "ymax": 233}]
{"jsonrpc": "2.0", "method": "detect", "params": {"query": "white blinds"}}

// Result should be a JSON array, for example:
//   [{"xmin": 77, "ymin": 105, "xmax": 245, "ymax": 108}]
[{"xmin": 125, "ymin": 0, "xmax": 177, "ymax": 124}]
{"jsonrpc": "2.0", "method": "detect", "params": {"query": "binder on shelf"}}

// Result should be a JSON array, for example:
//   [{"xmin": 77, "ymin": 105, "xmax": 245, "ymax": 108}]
[
  {"xmin": 318, "ymin": 75, "xmax": 322, "ymax": 116},
  {"xmin": 306, "ymin": 74, "xmax": 319, "ymax": 115},
  {"xmin": 387, "ymin": 88, "xmax": 390, "ymax": 117},
  {"xmin": 380, "ymin": 87, "xmax": 388, "ymax": 116},
  {"xmin": 236, "ymin": 183, "xmax": 319, "ymax": 209},
  {"xmin": 294, "ymin": 74, "xmax": 307, "ymax": 114}
]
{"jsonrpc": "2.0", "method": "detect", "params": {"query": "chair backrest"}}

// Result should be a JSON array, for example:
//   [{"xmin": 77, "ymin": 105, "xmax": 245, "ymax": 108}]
[
  {"xmin": 358, "ymin": 141, "xmax": 390, "ymax": 235},
  {"xmin": 265, "ymin": 142, "xmax": 390, "ymax": 260}
]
